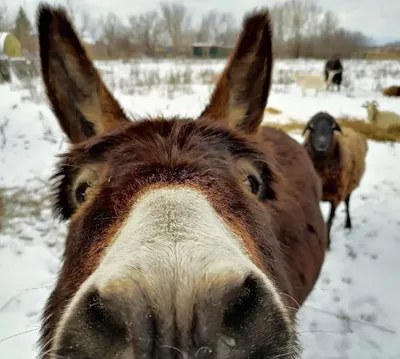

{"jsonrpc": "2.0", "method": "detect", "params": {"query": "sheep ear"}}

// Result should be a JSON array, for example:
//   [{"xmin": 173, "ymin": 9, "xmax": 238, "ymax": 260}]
[
  {"xmin": 199, "ymin": 9, "xmax": 273, "ymax": 135},
  {"xmin": 302, "ymin": 122, "xmax": 311, "ymax": 136},
  {"xmin": 37, "ymin": 4, "xmax": 130, "ymax": 144},
  {"xmin": 333, "ymin": 122, "xmax": 342, "ymax": 133}
]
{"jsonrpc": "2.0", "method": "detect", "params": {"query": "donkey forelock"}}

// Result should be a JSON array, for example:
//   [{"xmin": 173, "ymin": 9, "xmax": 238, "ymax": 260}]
[{"xmin": 34, "ymin": 2, "xmax": 325, "ymax": 359}]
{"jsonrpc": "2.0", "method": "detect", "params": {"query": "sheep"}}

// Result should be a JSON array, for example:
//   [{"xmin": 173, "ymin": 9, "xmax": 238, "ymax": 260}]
[
  {"xmin": 290, "ymin": 70, "xmax": 341, "ymax": 96},
  {"xmin": 362, "ymin": 100, "xmax": 400, "ymax": 129},
  {"xmin": 302, "ymin": 112, "xmax": 368, "ymax": 250},
  {"xmin": 324, "ymin": 59, "xmax": 343, "ymax": 92},
  {"xmin": 289, "ymin": 72, "xmax": 324, "ymax": 96},
  {"xmin": 382, "ymin": 85, "xmax": 400, "ymax": 97}
]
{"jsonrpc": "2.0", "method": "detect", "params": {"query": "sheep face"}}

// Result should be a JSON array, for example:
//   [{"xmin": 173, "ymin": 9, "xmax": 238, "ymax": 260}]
[
  {"xmin": 303, "ymin": 112, "xmax": 342, "ymax": 154},
  {"xmin": 362, "ymin": 101, "xmax": 378, "ymax": 123}
]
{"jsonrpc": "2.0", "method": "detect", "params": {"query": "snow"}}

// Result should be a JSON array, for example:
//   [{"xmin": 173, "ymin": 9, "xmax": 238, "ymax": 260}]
[
  {"xmin": 0, "ymin": 33, "xmax": 10, "ymax": 52},
  {"xmin": 1, "ymin": 58, "xmax": 399, "ymax": 358}
]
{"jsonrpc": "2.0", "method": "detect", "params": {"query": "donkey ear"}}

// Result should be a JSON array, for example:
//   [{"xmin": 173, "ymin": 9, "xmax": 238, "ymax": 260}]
[
  {"xmin": 37, "ymin": 4, "xmax": 130, "ymax": 144},
  {"xmin": 200, "ymin": 10, "xmax": 273, "ymax": 135}
]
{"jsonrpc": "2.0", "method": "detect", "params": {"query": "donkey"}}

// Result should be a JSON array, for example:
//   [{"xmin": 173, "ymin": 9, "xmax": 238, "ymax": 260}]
[{"xmin": 37, "ymin": 4, "xmax": 326, "ymax": 359}]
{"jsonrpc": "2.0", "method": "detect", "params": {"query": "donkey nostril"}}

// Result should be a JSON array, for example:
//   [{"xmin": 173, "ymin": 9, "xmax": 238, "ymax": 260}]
[
  {"xmin": 84, "ymin": 289, "xmax": 116, "ymax": 329},
  {"xmin": 55, "ymin": 288, "xmax": 129, "ymax": 358},
  {"xmin": 223, "ymin": 274, "xmax": 265, "ymax": 330},
  {"xmin": 55, "ymin": 349, "xmax": 89, "ymax": 359},
  {"xmin": 220, "ymin": 273, "xmax": 292, "ymax": 357}
]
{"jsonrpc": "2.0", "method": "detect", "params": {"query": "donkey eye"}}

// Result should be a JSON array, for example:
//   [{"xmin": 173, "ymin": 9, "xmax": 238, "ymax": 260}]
[
  {"xmin": 75, "ymin": 182, "xmax": 90, "ymax": 204},
  {"xmin": 244, "ymin": 175, "xmax": 261, "ymax": 195}
]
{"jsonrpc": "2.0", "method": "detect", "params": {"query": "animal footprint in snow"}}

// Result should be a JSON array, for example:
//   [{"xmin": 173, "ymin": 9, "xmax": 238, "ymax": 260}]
[
  {"xmin": 341, "ymin": 277, "xmax": 353, "ymax": 285},
  {"xmin": 349, "ymin": 296, "xmax": 377, "ymax": 311},
  {"xmin": 360, "ymin": 313, "xmax": 378, "ymax": 324},
  {"xmin": 365, "ymin": 230, "xmax": 379, "ymax": 238}
]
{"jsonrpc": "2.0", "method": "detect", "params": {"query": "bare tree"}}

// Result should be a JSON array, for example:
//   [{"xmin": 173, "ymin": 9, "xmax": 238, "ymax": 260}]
[
  {"xmin": 100, "ymin": 12, "xmax": 126, "ymax": 58},
  {"xmin": 63, "ymin": 0, "xmax": 91, "ymax": 38},
  {"xmin": 268, "ymin": 0, "xmax": 369, "ymax": 58},
  {"xmin": 270, "ymin": 4, "xmax": 286, "ymax": 52},
  {"xmin": 196, "ymin": 15, "xmax": 210, "ymax": 43},
  {"xmin": 319, "ymin": 10, "xmax": 339, "ymax": 37},
  {"xmin": 283, "ymin": 0, "xmax": 315, "ymax": 57},
  {"xmin": 196, "ymin": 11, "xmax": 236, "ymax": 46},
  {"xmin": 159, "ymin": 2, "xmax": 192, "ymax": 54},
  {"xmin": 129, "ymin": 11, "xmax": 163, "ymax": 56},
  {"xmin": 56, "ymin": 0, "xmax": 368, "ymax": 60},
  {"xmin": 0, "ymin": 1, "xmax": 11, "ymax": 32}
]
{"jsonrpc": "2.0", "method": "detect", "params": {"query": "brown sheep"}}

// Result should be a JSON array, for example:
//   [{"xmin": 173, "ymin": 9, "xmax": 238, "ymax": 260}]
[
  {"xmin": 303, "ymin": 112, "xmax": 368, "ymax": 250},
  {"xmin": 383, "ymin": 85, "xmax": 400, "ymax": 97}
]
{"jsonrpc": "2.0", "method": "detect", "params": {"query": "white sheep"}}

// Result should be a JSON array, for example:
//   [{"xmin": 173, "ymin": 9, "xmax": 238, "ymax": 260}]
[
  {"xmin": 290, "ymin": 70, "xmax": 342, "ymax": 96},
  {"xmin": 362, "ymin": 100, "xmax": 400, "ymax": 129}
]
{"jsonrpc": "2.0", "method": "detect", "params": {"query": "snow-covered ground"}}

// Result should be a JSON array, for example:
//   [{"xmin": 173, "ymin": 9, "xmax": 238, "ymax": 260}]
[{"xmin": 0, "ymin": 58, "xmax": 399, "ymax": 358}]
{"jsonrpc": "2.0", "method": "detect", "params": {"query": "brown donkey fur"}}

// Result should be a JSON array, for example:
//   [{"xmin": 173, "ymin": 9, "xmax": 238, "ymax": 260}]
[{"xmin": 37, "ymin": 3, "xmax": 326, "ymax": 359}]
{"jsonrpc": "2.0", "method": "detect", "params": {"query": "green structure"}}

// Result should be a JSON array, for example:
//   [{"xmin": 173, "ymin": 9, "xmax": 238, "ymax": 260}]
[
  {"xmin": 0, "ymin": 32, "xmax": 35, "ymax": 83},
  {"xmin": 0, "ymin": 32, "xmax": 23, "ymax": 58},
  {"xmin": 192, "ymin": 43, "xmax": 232, "ymax": 58}
]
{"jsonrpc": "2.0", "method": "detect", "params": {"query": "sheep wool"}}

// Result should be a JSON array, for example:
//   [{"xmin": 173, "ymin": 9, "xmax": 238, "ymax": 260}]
[
  {"xmin": 383, "ymin": 86, "xmax": 400, "ymax": 97},
  {"xmin": 364, "ymin": 101, "xmax": 400, "ymax": 129}
]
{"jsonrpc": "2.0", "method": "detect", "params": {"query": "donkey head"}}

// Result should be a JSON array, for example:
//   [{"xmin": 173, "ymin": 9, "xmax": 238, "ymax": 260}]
[{"xmin": 37, "ymin": 4, "xmax": 298, "ymax": 359}]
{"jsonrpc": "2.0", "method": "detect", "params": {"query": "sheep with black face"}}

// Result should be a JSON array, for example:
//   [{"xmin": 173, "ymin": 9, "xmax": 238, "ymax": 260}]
[{"xmin": 303, "ymin": 112, "xmax": 368, "ymax": 250}]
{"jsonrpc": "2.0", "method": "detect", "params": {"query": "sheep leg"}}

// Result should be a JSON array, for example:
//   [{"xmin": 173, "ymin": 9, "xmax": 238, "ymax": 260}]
[
  {"xmin": 327, "ymin": 202, "xmax": 336, "ymax": 250},
  {"xmin": 345, "ymin": 193, "xmax": 352, "ymax": 229}
]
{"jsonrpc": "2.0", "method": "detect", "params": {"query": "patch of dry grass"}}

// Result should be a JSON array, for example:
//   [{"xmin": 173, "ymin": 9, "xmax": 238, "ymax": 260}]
[
  {"xmin": 365, "ymin": 52, "xmax": 400, "ymax": 60},
  {"xmin": 338, "ymin": 118, "xmax": 400, "ymax": 142},
  {"xmin": 264, "ymin": 107, "xmax": 283, "ymax": 115},
  {"xmin": 0, "ymin": 186, "xmax": 51, "ymax": 234},
  {"xmin": 264, "ymin": 117, "xmax": 400, "ymax": 142}
]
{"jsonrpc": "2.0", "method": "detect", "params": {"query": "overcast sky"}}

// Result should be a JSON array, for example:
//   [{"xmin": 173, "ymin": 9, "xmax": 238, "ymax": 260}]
[{"xmin": 8, "ymin": 0, "xmax": 400, "ymax": 44}]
